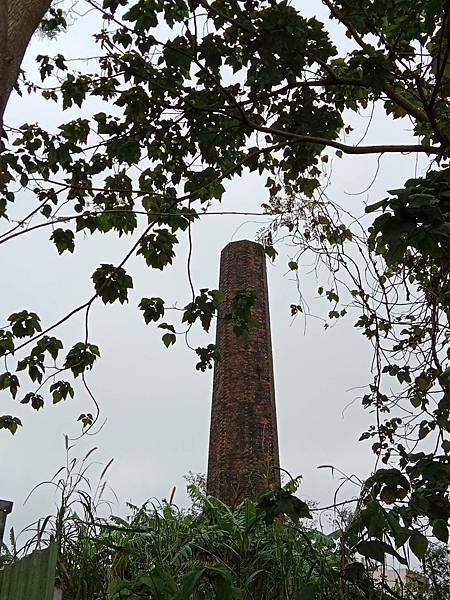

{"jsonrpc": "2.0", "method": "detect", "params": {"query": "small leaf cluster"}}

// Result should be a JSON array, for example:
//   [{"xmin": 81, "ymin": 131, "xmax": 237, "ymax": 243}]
[
  {"xmin": 92, "ymin": 264, "xmax": 133, "ymax": 304},
  {"xmin": 224, "ymin": 288, "xmax": 260, "ymax": 341},
  {"xmin": 183, "ymin": 289, "xmax": 223, "ymax": 332},
  {"xmin": 195, "ymin": 344, "xmax": 220, "ymax": 372},
  {"xmin": 64, "ymin": 342, "xmax": 100, "ymax": 378},
  {"xmin": 137, "ymin": 229, "xmax": 178, "ymax": 270},
  {"xmin": 0, "ymin": 311, "xmax": 90, "ymax": 432},
  {"xmin": 257, "ymin": 479, "xmax": 312, "ymax": 525},
  {"xmin": 139, "ymin": 297, "xmax": 165, "ymax": 324},
  {"xmin": 346, "ymin": 465, "xmax": 449, "ymax": 567}
]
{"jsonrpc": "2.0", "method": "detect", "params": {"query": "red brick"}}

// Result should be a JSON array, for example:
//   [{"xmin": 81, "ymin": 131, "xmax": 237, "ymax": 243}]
[{"xmin": 206, "ymin": 240, "xmax": 280, "ymax": 505}]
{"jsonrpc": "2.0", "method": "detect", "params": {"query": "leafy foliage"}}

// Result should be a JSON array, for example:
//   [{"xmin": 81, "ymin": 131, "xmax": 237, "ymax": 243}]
[
  {"xmin": 1, "ymin": 0, "xmax": 448, "ymax": 435},
  {"xmin": 64, "ymin": 342, "xmax": 100, "ymax": 378},
  {"xmin": 139, "ymin": 296, "xmax": 165, "ymax": 323},
  {"xmin": 92, "ymin": 264, "xmax": 133, "ymax": 304},
  {"xmin": 0, "ymin": 0, "xmax": 449, "ymax": 580},
  {"xmin": 195, "ymin": 343, "xmax": 221, "ymax": 372},
  {"xmin": 7, "ymin": 311, "xmax": 41, "ymax": 338},
  {"xmin": 183, "ymin": 289, "xmax": 223, "ymax": 332},
  {"xmin": 0, "ymin": 415, "xmax": 22, "ymax": 434},
  {"xmin": 10, "ymin": 453, "xmax": 394, "ymax": 600},
  {"xmin": 224, "ymin": 288, "xmax": 260, "ymax": 341},
  {"xmin": 137, "ymin": 229, "xmax": 178, "ymax": 270},
  {"xmin": 50, "ymin": 228, "xmax": 75, "ymax": 254},
  {"xmin": 257, "ymin": 477, "xmax": 313, "ymax": 524}
]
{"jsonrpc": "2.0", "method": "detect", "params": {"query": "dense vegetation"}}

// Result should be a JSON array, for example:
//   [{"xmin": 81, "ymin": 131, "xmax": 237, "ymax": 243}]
[
  {"xmin": 0, "ymin": 0, "xmax": 449, "ymax": 594},
  {"xmin": 3, "ymin": 450, "xmax": 447, "ymax": 600}
]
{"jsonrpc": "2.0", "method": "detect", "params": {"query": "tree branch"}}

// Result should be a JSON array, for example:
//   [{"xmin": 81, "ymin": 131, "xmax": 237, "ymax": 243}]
[{"xmin": 322, "ymin": 0, "xmax": 430, "ymax": 125}]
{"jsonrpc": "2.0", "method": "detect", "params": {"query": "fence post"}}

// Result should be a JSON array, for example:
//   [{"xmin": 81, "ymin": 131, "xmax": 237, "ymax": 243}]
[{"xmin": 0, "ymin": 501, "xmax": 13, "ymax": 550}]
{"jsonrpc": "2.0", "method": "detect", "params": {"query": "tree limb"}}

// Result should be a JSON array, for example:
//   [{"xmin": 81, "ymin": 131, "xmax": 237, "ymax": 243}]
[{"xmin": 0, "ymin": 0, "xmax": 52, "ymax": 130}]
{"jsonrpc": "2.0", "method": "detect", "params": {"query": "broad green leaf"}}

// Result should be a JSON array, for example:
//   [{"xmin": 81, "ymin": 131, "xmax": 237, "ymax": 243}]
[
  {"xmin": 409, "ymin": 532, "xmax": 428, "ymax": 560},
  {"xmin": 357, "ymin": 540, "xmax": 407, "ymax": 565}
]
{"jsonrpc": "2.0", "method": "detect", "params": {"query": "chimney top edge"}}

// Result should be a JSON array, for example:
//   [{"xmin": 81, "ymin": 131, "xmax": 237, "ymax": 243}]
[{"xmin": 221, "ymin": 239, "xmax": 262, "ymax": 252}]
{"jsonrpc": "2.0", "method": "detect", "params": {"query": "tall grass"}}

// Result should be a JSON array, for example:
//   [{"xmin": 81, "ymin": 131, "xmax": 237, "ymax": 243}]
[
  {"xmin": 56, "ymin": 492, "xmax": 364, "ymax": 599},
  {"xmin": 5, "ymin": 448, "xmax": 442, "ymax": 599}
]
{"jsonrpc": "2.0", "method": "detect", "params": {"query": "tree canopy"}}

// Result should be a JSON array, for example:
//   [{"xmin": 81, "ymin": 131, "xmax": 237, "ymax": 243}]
[{"xmin": 0, "ymin": 0, "xmax": 449, "ymax": 575}]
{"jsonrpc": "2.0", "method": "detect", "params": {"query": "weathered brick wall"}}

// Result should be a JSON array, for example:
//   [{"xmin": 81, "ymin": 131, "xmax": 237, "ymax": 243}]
[{"xmin": 206, "ymin": 240, "xmax": 280, "ymax": 505}]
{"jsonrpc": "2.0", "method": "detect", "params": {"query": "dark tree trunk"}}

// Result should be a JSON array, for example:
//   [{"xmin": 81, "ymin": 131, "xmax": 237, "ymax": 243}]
[{"xmin": 0, "ymin": 0, "xmax": 52, "ymax": 130}]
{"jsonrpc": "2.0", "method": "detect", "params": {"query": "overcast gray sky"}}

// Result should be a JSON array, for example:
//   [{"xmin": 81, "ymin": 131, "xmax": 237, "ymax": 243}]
[{"xmin": 1, "ymin": 1, "xmax": 431, "ymax": 541}]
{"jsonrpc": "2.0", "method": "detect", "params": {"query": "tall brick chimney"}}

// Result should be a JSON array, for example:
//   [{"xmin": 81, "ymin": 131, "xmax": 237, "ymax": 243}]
[{"xmin": 206, "ymin": 240, "xmax": 280, "ymax": 505}]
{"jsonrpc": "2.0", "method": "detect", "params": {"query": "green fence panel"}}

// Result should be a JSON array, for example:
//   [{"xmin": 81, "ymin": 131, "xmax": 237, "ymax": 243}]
[{"xmin": 0, "ymin": 542, "xmax": 58, "ymax": 600}]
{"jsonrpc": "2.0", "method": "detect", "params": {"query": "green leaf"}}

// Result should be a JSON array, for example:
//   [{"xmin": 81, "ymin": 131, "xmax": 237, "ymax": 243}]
[
  {"xmin": 224, "ymin": 288, "xmax": 260, "ymax": 341},
  {"xmin": 50, "ymin": 228, "xmax": 75, "ymax": 254},
  {"xmin": 139, "ymin": 297, "xmax": 165, "ymax": 323},
  {"xmin": 8, "ymin": 310, "xmax": 42, "ymax": 338},
  {"xmin": 92, "ymin": 264, "xmax": 133, "ymax": 304},
  {"xmin": 40, "ymin": 8, "xmax": 67, "ymax": 36},
  {"xmin": 432, "ymin": 519, "xmax": 448, "ymax": 544},
  {"xmin": 182, "ymin": 289, "xmax": 223, "ymax": 331},
  {"xmin": 78, "ymin": 413, "xmax": 94, "ymax": 428},
  {"xmin": 0, "ymin": 415, "xmax": 22, "ymax": 434},
  {"xmin": 106, "ymin": 577, "xmax": 129, "ymax": 595},
  {"xmin": 195, "ymin": 344, "xmax": 220, "ymax": 371},
  {"xmin": 162, "ymin": 332, "xmax": 176, "ymax": 347},
  {"xmin": 32, "ymin": 336, "xmax": 63, "ymax": 360},
  {"xmin": 409, "ymin": 532, "xmax": 428, "ymax": 560},
  {"xmin": 210, "ymin": 566, "xmax": 234, "ymax": 600},
  {"xmin": 290, "ymin": 304, "xmax": 303, "ymax": 316},
  {"xmin": 0, "ymin": 331, "xmax": 14, "ymax": 357},
  {"xmin": 61, "ymin": 74, "xmax": 89, "ymax": 108},
  {"xmin": 257, "ymin": 485, "xmax": 312, "ymax": 525},
  {"xmin": 177, "ymin": 568, "xmax": 206, "ymax": 598},
  {"xmin": 16, "ymin": 354, "xmax": 45, "ymax": 383},
  {"xmin": 49, "ymin": 381, "xmax": 74, "ymax": 404},
  {"xmin": 64, "ymin": 342, "xmax": 100, "ymax": 377},
  {"xmin": 0, "ymin": 372, "xmax": 20, "ymax": 399},
  {"xmin": 41, "ymin": 204, "xmax": 52, "ymax": 218},
  {"xmin": 410, "ymin": 395, "xmax": 422, "ymax": 408},
  {"xmin": 137, "ymin": 229, "xmax": 177, "ymax": 270},
  {"xmin": 137, "ymin": 569, "xmax": 178, "ymax": 596},
  {"xmin": 357, "ymin": 540, "xmax": 407, "ymax": 565},
  {"xmin": 112, "ymin": 138, "xmax": 141, "ymax": 165},
  {"xmin": 263, "ymin": 245, "xmax": 278, "ymax": 261},
  {"xmin": 365, "ymin": 198, "xmax": 388, "ymax": 213},
  {"xmin": 20, "ymin": 392, "xmax": 44, "ymax": 411}
]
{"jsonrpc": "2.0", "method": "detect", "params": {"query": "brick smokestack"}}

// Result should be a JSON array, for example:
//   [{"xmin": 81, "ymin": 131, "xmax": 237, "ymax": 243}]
[{"xmin": 207, "ymin": 240, "xmax": 280, "ymax": 505}]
